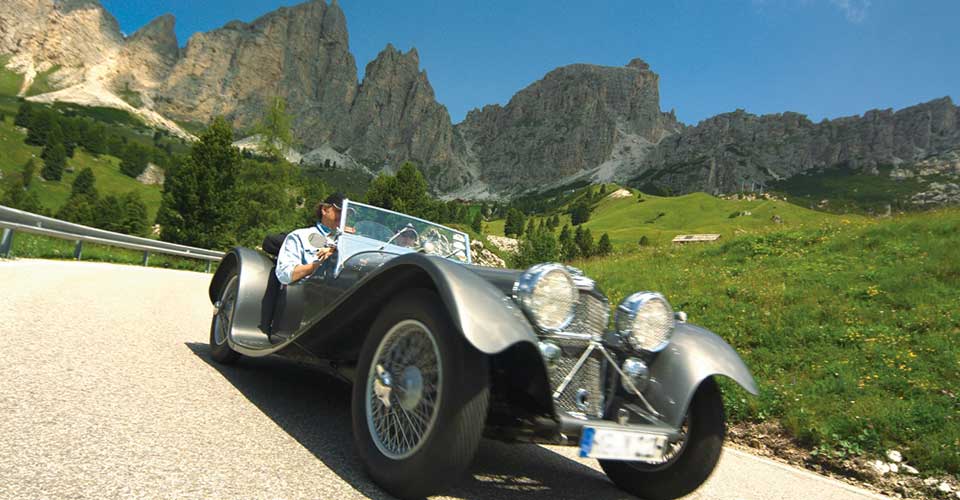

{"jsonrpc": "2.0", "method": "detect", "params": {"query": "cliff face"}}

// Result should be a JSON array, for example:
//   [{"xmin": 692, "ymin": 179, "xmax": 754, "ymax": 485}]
[
  {"xmin": 0, "ymin": 0, "xmax": 124, "ymax": 90},
  {"xmin": 634, "ymin": 97, "xmax": 960, "ymax": 195},
  {"xmin": 455, "ymin": 58, "xmax": 681, "ymax": 193},
  {"xmin": 156, "ymin": 0, "xmax": 357, "ymax": 143}
]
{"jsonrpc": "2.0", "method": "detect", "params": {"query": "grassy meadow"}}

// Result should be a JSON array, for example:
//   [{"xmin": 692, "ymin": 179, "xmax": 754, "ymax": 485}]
[
  {"xmin": 0, "ymin": 110, "xmax": 164, "ymax": 220},
  {"xmin": 5, "ymin": 232, "xmax": 208, "ymax": 272},
  {"xmin": 485, "ymin": 185, "xmax": 855, "ymax": 249},
  {"xmin": 576, "ymin": 210, "xmax": 960, "ymax": 474}
]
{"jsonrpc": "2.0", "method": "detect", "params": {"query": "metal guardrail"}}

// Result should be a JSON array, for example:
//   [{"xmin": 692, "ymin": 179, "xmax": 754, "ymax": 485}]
[{"xmin": 0, "ymin": 205, "xmax": 224, "ymax": 271}]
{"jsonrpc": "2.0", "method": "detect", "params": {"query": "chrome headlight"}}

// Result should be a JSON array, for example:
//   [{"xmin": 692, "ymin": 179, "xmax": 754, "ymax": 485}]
[
  {"xmin": 513, "ymin": 263, "xmax": 578, "ymax": 332},
  {"xmin": 616, "ymin": 292, "xmax": 675, "ymax": 352}
]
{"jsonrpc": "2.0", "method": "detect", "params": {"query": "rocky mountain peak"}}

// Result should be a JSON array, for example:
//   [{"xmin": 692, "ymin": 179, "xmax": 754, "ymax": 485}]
[
  {"xmin": 626, "ymin": 57, "xmax": 650, "ymax": 70},
  {"xmin": 127, "ymin": 14, "xmax": 178, "ymax": 61},
  {"xmin": 454, "ymin": 60, "xmax": 681, "ymax": 193}
]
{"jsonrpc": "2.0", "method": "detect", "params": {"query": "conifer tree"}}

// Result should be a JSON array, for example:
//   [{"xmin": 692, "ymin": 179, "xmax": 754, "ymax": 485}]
[
  {"xmin": 471, "ymin": 212, "xmax": 483, "ymax": 233},
  {"xmin": 157, "ymin": 117, "xmax": 241, "ymax": 248},
  {"xmin": 597, "ymin": 232, "xmax": 613, "ymax": 256},
  {"xmin": 40, "ymin": 143, "xmax": 66, "ymax": 181},
  {"xmin": 21, "ymin": 159, "xmax": 36, "ymax": 189},
  {"xmin": 558, "ymin": 224, "xmax": 578, "ymax": 261},
  {"xmin": 70, "ymin": 168, "xmax": 97, "ymax": 199},
  {"xmin": 119, "ymin": 192, "xmax": 149, "ymax": 235}
]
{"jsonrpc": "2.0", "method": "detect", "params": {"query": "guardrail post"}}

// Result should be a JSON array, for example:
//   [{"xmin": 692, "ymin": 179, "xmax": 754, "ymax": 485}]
[
  {"xmin": 142, "ymin": 251, "xmax": 150, "ymax": 267},
  {"xmin": 0, "ymin": 228, "xmax": 13, "ymax": 257},
  {"xmin": 206, "ymin": 260, "xmax": 212, "ymax": 273},
  {"xmin": 73, "ymin": 240, "xmax": 83, "ymax": 260}
]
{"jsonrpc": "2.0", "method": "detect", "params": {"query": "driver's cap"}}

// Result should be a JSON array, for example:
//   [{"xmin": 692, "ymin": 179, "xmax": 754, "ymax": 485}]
[{"xmin": 323, "ymin": 192, "xmax": 345, "ymax": 209}]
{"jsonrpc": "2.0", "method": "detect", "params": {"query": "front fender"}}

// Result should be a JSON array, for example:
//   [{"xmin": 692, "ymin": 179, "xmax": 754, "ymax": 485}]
[
  {"xmin": 643, "ymin": 323, "xmax": 759, "ymax": 427},
  {"xmin": 294, "ymin": 253, "xmax": 540, "ymax": 357}
]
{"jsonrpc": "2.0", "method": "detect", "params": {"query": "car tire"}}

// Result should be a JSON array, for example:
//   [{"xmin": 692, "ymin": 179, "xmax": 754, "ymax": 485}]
[
  {"xmin": 352, "ymin": 288, "xmax": 489, "ymax": 499},
  {"xmin": 209, "ymin": 272, "xmax": 242, "ymax": 364},
  {"xmin": 600, "ymin": 378, "xmax": 725, "ymax": 500}
]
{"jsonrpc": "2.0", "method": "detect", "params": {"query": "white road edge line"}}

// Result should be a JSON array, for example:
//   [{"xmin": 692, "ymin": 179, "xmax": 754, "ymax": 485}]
[{"xmin": 724, "ymin": 447, "xmax": 892, "ymax": 500}]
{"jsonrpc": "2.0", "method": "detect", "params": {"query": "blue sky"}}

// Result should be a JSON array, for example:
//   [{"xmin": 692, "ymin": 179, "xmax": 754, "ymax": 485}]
[{"xmin": 101, "ymin": 0, "xmax": 959, "ymax": 126}]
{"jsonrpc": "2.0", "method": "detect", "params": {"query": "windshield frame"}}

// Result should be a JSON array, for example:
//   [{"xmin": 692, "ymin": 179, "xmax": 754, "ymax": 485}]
[{"xmin": 336, "ymin": 199, "xmax": 472, "ymax": 268}]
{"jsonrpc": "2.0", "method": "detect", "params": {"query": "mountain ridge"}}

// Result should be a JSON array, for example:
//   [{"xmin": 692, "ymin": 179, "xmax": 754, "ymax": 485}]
[{"xmin": 1, "ymin": 0, "xmax": 957, "ymax": 205}]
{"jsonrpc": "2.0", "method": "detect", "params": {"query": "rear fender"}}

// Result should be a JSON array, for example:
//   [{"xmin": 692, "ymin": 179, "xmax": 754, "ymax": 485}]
[
  {"xmin": 208, "ymin": 247, "xmax": 282, "ymax": 351},
  {"xmin": 643, "ymin": 323, "xmax": 759, "ymax": 427}
]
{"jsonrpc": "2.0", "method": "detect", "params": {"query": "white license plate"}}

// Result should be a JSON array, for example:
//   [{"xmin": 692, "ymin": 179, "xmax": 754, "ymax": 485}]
[{"xmin": 578, "ymin": 426, "xmax": 668, "ymax": 461}]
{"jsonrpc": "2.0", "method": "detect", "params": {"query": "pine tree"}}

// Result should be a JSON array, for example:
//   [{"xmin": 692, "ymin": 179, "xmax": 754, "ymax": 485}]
[
  {"xmin": 56, "ymin": 192, "xmax": 97, "ymax": 226},
  {"xmin": 156, "ymin": 117, "xmax": 241, "ymax": 248},
  {"xmin": 575, "ymin": 225, "xmax": 595, "ymax": 257},
  {"xmin": 21, "ymin": 160, "xmax": 36, "ymax": 189},
  {"xmin": 26, "ymin": 109, "xmax": 55, "ymax": 146},
  {"xmin": 570, "ymin": 201, "xmax": 591, "ymax": 225},
  {"xmin": 256, "ymin": 96, "xmax": 294, "ymax": 161},
  {"xmin": 597, "ymin": 233, "xmax": 613, "ymax": 256},
  {"xmin": 471, "ymin": 212, "xmax": 483, "ymax": 233},
  {"xmin": 40, "ymin": 143, "xmax": 66, "ymax": 181},
  {"xmin": 95, "ymin": 195, "xmax": 125, "ymax": 233},
  {"xmin": 14, "ymin": 101, "xmax": 36, "ymax": 128},
  {"xmin": 515, "ymin": 225, "xmax": 559, "ymax": 267},
  {"xmin": 80, "ymin": 122, "xmax": 108, "ymax": 155},
  {"xmin": 119, "ymin": 142, "xmax": 150, "ymax": 178},
  {"xmin": 70, "ymin": 168, "xmax": 97, "ymax": 199},
  {"xmin": 558, "ymin": 224, "xmax": 578, "ymax": 261},
  {"xmin": 504, "ymin": 208, "xmax": 525, "ymax": 237},
  {"xmin": 1, "ymin": 168, "xmax": 42, "ymax": 214},
  {"xmin": 119, "ymin": 192, "xmax": 149, "ymax": 235}
]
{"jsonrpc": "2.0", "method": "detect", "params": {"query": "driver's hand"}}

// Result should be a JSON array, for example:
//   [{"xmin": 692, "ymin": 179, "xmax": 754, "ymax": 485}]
[
  {"xmin": 314, "ymin": 246, "xmax": 336, "ymax": 265},
  {"xmin": 344, "ymin": 225, "xmax": 356, "ymax": 234}
]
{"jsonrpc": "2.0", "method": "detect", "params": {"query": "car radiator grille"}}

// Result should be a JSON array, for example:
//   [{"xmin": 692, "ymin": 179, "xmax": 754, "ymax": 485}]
[
  {"xmin": 551, "ymin": 339, "xmax": 604, "ymax": 417},
  {"xmin": 548, "ymin": 291, "xmax": 610, "ymax": 418}
]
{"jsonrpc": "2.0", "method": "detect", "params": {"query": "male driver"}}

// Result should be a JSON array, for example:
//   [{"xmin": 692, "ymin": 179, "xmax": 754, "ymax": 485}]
[{"xmin": 276, "ymin": 193, "xmax": 344, "ymax": 285}]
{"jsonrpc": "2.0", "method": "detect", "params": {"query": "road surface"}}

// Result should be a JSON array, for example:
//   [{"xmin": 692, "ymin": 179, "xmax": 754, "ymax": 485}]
[{"xmin": 0, "ymin": 259, "xmax": 889, "ymax": 500}]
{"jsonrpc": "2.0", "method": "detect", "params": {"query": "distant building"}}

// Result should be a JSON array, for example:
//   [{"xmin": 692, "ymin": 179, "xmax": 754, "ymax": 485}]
[{"xmin": 672, "ymin": 234, "xmax": 722, "ymax": 244}]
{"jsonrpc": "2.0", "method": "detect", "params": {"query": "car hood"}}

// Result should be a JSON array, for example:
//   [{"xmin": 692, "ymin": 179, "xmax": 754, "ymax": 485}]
[{"xmin": 463, "ymin": 265, "xmax": 523, "ymax": 296}]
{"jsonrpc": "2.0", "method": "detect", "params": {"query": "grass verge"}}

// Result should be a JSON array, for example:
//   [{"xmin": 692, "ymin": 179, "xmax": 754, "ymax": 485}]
[
  {"xmin": 577, "ymin": 210, "xmax": 960, "ymax": 474},
  {"xmin": 3, "ymin": 232, "xmax": 208, "ymax": 272}
]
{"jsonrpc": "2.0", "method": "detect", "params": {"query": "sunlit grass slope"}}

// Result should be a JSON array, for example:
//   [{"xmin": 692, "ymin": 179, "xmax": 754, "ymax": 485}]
[
  {"xmin": 486, "ymin": 185, "xmax": 852, "ymax": 249},
  {"xmin": 578, "ymin": 210, "xmax": 960, "ymax": 474},
  {"xmin": 0, "ymin": 116, "xmax": 162, "ymax": 220}
]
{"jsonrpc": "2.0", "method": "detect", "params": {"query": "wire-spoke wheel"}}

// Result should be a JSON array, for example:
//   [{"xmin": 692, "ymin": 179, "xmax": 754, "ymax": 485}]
[
  {"xmin": 365, "ymin": 319, "xmax": 442, "ymax": 460},
  {"xmin": 600, "ymin": 378, "xmax": 725, "ymax": 500},
  {"xmin": 352, "ymin": 289, "xmax": 489, "ymax": 500},
  {"xmin": 209, "ymin": 273, "xmax": 241, "ymax": 364}
]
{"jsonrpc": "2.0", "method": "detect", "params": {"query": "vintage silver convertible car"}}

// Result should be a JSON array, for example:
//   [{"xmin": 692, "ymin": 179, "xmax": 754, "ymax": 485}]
[{"xmin": 207, "ymin": 200, "xmax": 758, "ymax": 499}]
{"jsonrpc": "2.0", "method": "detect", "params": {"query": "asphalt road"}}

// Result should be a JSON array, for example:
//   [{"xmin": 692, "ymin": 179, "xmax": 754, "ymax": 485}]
[{"xmin": 0, "ymin": 259, "xmax": 890, "ymax": 500}]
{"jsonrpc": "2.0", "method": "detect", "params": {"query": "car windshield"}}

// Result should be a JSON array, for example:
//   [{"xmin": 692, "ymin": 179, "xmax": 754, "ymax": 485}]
[{"xmin": 341, "ymin": 200, "xmax": 471, "ymax": 264}]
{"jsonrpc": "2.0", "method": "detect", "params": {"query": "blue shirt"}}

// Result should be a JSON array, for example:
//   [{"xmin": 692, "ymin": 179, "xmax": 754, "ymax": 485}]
[{"xmin": 275, "ymin": 222, "xmax": 335, "ymax": 285}]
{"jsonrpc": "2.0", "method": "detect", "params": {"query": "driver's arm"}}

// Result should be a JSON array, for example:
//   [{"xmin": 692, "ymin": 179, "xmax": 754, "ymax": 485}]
[
  {"xmin": 276, "ymin": 234, "xmax": 335, "ymax": 285},
  {"xmin": 289, "ymin": 247, "xmax": 335, "ymax": 283}
]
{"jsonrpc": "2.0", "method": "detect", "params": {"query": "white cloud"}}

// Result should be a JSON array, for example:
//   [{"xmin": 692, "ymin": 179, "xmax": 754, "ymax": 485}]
[{"xmin": 829, "ymin": 0, "xmax": 871, "ymax": 23}]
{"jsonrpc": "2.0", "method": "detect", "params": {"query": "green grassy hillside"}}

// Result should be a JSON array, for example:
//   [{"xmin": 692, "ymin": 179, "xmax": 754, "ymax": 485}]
[
  {"xmin": 0, "ymin": 114, "xmax": 163, "ymax": 220},
  {"xmin": 487, "ymin": 185, "xmax": 853, "ymax": 249},
  {"xmin": 0, "ymin": 55, "xmax": 24, "ymax": 96},
  {"xmin": 577, "ymin": 210, "xmax": 960, "ymax": 474}
]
